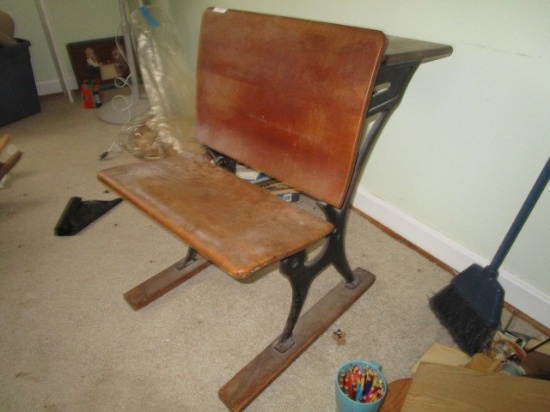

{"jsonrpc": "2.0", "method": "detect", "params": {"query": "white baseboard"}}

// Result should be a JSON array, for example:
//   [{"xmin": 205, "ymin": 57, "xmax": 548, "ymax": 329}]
[
  {"xmin": 353, "ymin": 187, "xmax": 550, "ymax": 328},
  {"xmin": 36, "ymin": 79, "xmax": 62, "ymax": 96},
  {"xmin": 36, "ymin": 78, "xmax": 78, "ymax": 96}
]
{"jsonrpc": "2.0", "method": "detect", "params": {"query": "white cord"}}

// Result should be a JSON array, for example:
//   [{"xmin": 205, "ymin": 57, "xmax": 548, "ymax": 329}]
[{"xmin": 105, "ymin": 18, "xmax": 144, "ymax": 124}]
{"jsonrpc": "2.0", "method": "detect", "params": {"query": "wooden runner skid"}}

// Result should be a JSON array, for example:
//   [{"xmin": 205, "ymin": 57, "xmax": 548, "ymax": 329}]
[
  {"xmin": 123, "ymin": 255, "xmax": 211, "ymax": 311},
  {"xmin": 218, "ymin": 268, "xmax": 375, "ymax": 411}
]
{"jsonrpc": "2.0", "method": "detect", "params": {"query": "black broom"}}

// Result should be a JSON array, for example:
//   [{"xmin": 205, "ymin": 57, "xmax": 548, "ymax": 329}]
[{"xmin": 430, "ymin": 157, "xmax": 550, "ymax": 356}]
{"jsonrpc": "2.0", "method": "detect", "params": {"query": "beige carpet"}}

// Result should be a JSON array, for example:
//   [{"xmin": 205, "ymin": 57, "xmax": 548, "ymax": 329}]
[{"xmin": 0, "ymin": 92, "xmax": 544, "ymax": 411}]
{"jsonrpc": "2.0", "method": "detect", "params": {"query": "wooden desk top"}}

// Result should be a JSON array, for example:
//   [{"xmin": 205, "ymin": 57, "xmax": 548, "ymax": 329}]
[{"xmin": 383, "ymin": 35, "xmax": 453, "ymax": 65}]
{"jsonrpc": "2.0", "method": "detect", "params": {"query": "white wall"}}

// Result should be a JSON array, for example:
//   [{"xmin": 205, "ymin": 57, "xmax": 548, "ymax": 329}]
[
  {"xmin": 0, "ymin": 0, "xmax": 149, "ymax": 95},
  {"xmin": 169, "ymin": 0, "xmax": 550, "ymax": 327},
  {"xmin": 1, "ymin": 0, "xmax": 58, "ymax": 93},
  {"xmin": 1, "ymin": 0, "xmax": 123, "ymax": 94}
]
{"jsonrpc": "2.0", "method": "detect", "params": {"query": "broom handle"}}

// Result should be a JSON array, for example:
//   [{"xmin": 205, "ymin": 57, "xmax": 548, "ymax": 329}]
[{"xmin": 489, "ymin": 157, "xmax": 550, "ymax": 272}]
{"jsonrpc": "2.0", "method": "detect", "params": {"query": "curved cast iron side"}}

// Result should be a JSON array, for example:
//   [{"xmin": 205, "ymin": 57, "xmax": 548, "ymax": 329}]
[
  {"xmin": 275, "ymin": 61, "xmax": 421, "ymax": 353},
  {"xmin": 274, "ymin": 114, "xmax": 389, "ymax": 352}
]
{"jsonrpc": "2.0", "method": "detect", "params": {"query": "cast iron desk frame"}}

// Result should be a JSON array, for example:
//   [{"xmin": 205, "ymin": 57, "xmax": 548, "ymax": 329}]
[{"xmin": 213, "ymin": 35, "xmax": 454, "ymax": 351}]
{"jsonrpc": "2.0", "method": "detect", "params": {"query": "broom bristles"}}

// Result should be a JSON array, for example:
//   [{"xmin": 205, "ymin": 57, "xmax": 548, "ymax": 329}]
[{"xmin": 429, "ymin": 284, "xmax": 498, "ymax": 356}]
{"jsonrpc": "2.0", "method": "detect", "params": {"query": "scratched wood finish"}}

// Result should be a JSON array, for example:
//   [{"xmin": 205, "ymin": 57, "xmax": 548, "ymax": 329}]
[
  {"xmin": 194, "ymin": 9, "xmax": 386, "ymax": 209},
  {"xmin": 98, "ymin": 152, "xmax": 333, "ymax": 279},
  {"xmin": 98, "ymin": 10, "xmax": 386, "ymax": 279}
]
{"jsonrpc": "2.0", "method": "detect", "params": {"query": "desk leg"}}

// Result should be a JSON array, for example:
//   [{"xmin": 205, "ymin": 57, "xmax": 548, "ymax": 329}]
[{"xmin": 218, "ymin": 268, "xmax": 375, "ymax": 412}]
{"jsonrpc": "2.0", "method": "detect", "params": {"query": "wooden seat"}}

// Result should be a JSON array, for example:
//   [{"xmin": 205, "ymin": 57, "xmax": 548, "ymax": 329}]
[
  {"xmin": 99, "ymin": 151, "xmax": 333, "ymax": 278},
  {"xmin": 98, "ymin": 8, "xmax": 386, "ymax": 411}
]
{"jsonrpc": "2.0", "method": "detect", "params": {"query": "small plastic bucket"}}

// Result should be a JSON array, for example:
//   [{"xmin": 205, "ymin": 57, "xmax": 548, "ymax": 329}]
[{"xmin": 335, "ymin": 361, "xmax": 387, "ymax": 412}]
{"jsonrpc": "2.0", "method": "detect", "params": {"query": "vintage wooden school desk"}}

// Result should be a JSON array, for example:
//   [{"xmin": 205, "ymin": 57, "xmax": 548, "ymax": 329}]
[{"xmin": 98, "ymin": 8, "xmax": 452, "ymax": 411}]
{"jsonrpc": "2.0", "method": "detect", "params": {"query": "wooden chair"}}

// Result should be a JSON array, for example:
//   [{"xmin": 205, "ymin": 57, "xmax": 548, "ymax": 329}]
[{"xmin": 99, "ymin": 8, "xmax": 386, "ymax": 410}]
